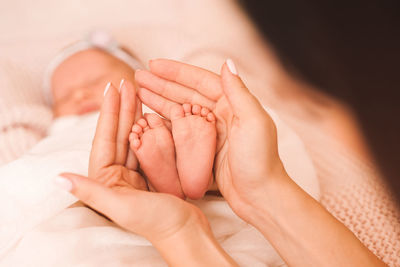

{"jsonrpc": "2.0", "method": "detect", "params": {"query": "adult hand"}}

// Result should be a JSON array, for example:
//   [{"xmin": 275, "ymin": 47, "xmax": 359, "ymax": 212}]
[
  {"xmin": 55, "ymin": 81, "xmax": 236, "ymax": 266},
  {"xmin": 135, "ymin": 59, "xmax": 287, "ymax": 221},
  {"xmin": 56, "ymin": 80, "xmax": 193, "ymax": 241},
  {"xmin": 136, "ymin": 60, "xmax": 386, "ymax": 267}
]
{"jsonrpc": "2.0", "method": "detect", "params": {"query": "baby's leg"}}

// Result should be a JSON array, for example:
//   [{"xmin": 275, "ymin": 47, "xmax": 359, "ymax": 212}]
[
  {"xmin": 171, "ymin": 104, "xmax": 216, "ymax": 199},
  {"xmin": 130, "ymin": 114, "xmax": 184, "ymax": 199}
]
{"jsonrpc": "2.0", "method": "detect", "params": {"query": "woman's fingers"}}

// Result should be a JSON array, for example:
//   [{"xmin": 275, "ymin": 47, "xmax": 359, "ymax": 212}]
[
  {"xmin": 124, "ymin": 93, "xmax": 143, "ymax": 170},
  {"xmin": 57, "ymin": 173, "xmax": 148, "ymax": 233},
  {"xmin": 56, "ymin": 173, "xmax": 186, "ymax": 241},
  {"xmin": 58, "ymin": 173, "xmax": 130, "ymax": 221},
  {"xmin": 137, "ymin": 87, "xmax": 180, "ymax": 119},
  {"xmin": 135, "ymin": 70, "xmax": 215, "ymax": 110},
  {"xmin": 89, "ymin": 83, "xmax": 119, "ymax": 176},
  {"xmin": 135, "ymin": 94, "xmax": 143, "ymax": 121},
  {"xmin": 221, "ymin": 60, "xmax": 264, "ymax": 120},
  {"xmin": 125, "ymin": 149, "xmax": 139, "ymax": 170},
  {"xmin": 149, "ymin": 59, "xmax": 223, "ymax": 101},
  {"xmin": 115, "ymin": 80, "xmax": 137, "ymax": 165}
]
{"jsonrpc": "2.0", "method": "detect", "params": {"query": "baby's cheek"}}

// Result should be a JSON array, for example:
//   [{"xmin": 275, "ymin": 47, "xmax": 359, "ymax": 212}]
[
  {"xmin": 53, "ymin": 89, "xmax": 86, "ymax": 115},
  {"xmin": 53, "ymin": 98, "xmax": 79, "ymax": 117},
  {"xmin": 56, "ymin": 88, "xmax": 104, "ymax": 116}
]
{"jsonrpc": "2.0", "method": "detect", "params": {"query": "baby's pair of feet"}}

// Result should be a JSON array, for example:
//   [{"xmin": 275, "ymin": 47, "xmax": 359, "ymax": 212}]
[{"xmin": 129, "ymin": 103, "xmax": 217, "ymax": 199}]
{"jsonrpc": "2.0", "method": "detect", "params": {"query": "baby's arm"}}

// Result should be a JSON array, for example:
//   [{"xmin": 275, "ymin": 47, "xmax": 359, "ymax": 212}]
[
  {"xmin": 0, "ymin": 104, "xmax": 52, "ymax": 165},
  {"xmin": 0, "ymin": 63, "xmax": 53, "ymax": 165}
]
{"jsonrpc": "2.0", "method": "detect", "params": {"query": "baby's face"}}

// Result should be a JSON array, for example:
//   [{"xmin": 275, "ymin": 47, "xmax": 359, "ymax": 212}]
[{"xmin": 51, "ymin": 48, "xmax": 135, "ymax": 117}]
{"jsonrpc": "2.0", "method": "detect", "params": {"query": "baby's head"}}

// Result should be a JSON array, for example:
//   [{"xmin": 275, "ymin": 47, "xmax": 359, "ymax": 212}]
[{"xmin": 50, "ymin": 48, "xmax": 135, "ymax": 117}]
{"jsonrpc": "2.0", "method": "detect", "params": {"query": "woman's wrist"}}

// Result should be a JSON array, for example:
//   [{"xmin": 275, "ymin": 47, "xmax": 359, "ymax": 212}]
[
  {"xmin": 245, "ymin": 164, "xmax": 315, "ymax": 232},
  {"xmin": 150, "ymin": 207, "xmax": 237, "ymax": 267},
  {"xmin": 248, "ymin": 171, "xmax": 296, "ymax": 230},
  {"xmin": 233, "ymin": 164, "xmax": 291, "ymax": 228},
  {"xmin": 239, "ymin": 170, "xmax": 386, "ymax": 267}
]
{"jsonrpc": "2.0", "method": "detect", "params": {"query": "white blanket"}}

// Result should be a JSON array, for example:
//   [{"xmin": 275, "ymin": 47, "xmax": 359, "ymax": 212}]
[{"xmin": 0, "ymin": 107, "xmax": 318, "ymax": 267}]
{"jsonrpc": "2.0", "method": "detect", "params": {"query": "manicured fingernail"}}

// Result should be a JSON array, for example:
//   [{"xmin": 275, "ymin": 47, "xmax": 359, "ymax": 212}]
[
  {"xmin": 54, "ymin": 176, "xmax": 73, "ymax": 192},
  {"xmin": 226, "ymin": 58, "xmax": 238, "ymax": 75},
  {"xmin": 119, "ymin": 79, "xmax": 125, "ymax": 91},
  {"xmin": 104, "ymin": 82, "xmax": 111, "ymax": 96}
]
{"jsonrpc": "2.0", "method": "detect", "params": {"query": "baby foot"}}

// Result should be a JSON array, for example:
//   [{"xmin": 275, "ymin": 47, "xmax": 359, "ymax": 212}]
[
  {"xmin": 130, "ymin": 113, "xmax": 184, "ymax": 199},
  {"xmin": 170, "ymin": 104, "xmax": 217, "ymax": 199}
]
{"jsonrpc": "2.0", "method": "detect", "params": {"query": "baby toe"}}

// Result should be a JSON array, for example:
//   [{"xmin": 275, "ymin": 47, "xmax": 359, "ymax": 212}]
[
  {"xmin": 132, "ymin": 139, "xmax": 141, "ymax": 149},
  {"xmin": 129, "ymin": 132, "xmax": 141, "ymax": 149},
  {"xmin": 130, "ymin": 132, "xmax": 139, "ymax": 140},
  {"xmin": 192, "ymin": 104, "xmax": 201, "ymax": 115},
  {"xmin": 171, "ymin": 104, "xmax": 185, "ymax": 121},
  {"xmin": 206, "ymin": 112, "xmax": 216, "ymax": 122},
  {"xmin": 200, "ymin": 107, "xmax": 210, "ymax": 117},
  {"xmin": 132, "ymin": 124, "xmax": 143, "ymax": 134},
  {"xmin": 145, "ymin": 113, "xmax": 164, "ymax": 128},
  {"xmin": 137, "ymin": 118, "xmax": 148, "ymax": 128},
  {"xmin": 182, "ymin": 103, "xmax": 192, "ymax": 116}
]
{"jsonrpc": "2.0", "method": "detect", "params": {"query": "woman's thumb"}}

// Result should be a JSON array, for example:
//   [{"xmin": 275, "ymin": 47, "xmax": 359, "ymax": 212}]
[
  {"xmin": 55, "ymin": 173, "xmax": 123, "ymax": 218},
  {"xmin": 221, "ymin": 59, "xmax": 263, "ymax": 119}
]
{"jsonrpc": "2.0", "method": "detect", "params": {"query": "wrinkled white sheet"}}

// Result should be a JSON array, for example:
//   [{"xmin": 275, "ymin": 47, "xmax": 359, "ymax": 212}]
[{"xmin": 0, "ymin": 108, "xmax": 319, "ymax": 267}]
